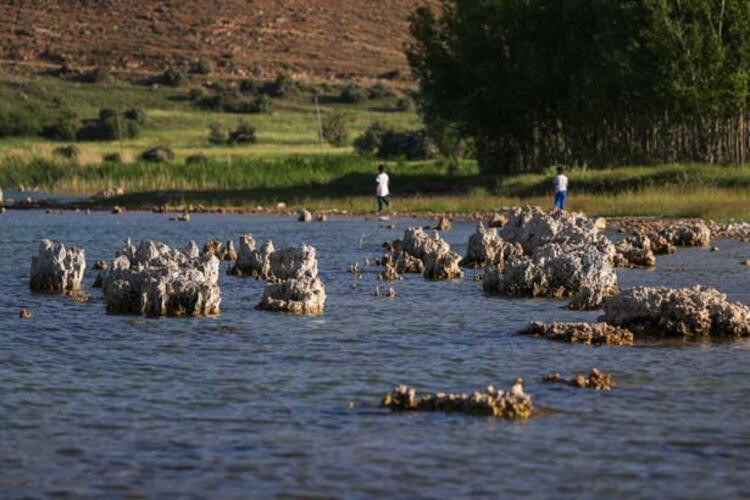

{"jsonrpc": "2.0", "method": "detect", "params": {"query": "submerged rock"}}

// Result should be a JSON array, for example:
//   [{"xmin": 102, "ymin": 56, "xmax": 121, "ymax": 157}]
[
  {"xmin": 542, "ymin": 368, "xmax": 614, "ymax": 390},
  {"xmin": 100, "ymin": 239, "xmax": 221, "ymax": 317},
  {"xmin": 378, "ymin": 262, "xmax": 401, "ymax": 281},
  {"xmin": 600, "ymin": 286, "xmax": 750, "ymax": 338},
  {"xmin": 297, "ymin": 209, "xmax": 312, "ymax": 223},
  {"xmin": 461, "ymin": 221, "xmax": 522, "ymax": 268},
  {"xmin": 382, "ymin": 381, "xmax": 534, "ymax": 420},
  {"xmin": 93, "ymin": 260, "xmax": 109, "ymax": 271},
  {"xmin": 227, "ymin": 234, "xmax": 275, "ymax": 279},
  {"xmin": 30, "ymin": 240, "xmax": 86, "ymax": 293},
  {"xmin": 484, "ymin": 243, "xmax": 618, "ymax": 310},
  {"xmin": 435, "ymin": 216, "xmax": 452, "ymax": 231},
  {"xmin": 19, "ymin": 308, "xmax": 31, "ymax": 319},
  {"xmin": 521, "ymin": 321, "xmax": 634, "ymax": 346}
]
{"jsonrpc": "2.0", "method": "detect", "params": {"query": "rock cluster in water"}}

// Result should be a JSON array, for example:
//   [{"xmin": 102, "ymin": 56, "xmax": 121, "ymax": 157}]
[
  {"xmin": 613, "ymin": 233, "xmax": 656, "ymax": 268},
  {"xmin": 543, "ymin": 368, "xmax": 614, "ymax": 390},
  {"xmin": 29, "ymin": 239, "xmax": 86, "ymax": 294},
  {"xmin": 480, "ymin": 207, "xmax": 619, "ymax": 309},
  {"xmin": 203, "ymin": 239, "xmax": 238, "ymax": 261},
  {"xmin": 461, "ymin": 222, "xmax": 522, "ymax": 268},
  {"xmin": 227, "ymin": 234, "xmax": 275, "ymax": 279},
  {"xmin": 399, "ymin": 227, "xmax": 464, "ymax": 280},
  {"xmin": 600, "ymin": 286, "xmax": 750, "ymax": 338},
  {"xmin": 256, "ymin": 244, "xmax": 326, "ymax": 314},
  {"xmin": 382, "ymin": 381, "xmax": 534, "ymax": 419},
  {"xmin": 521, "ymin": 321, "xmax": 634, "ymax": 346},
  {"xmin": 99, "ymin": 239, "xmax": 221, "ymax": 317},
  {"xmin": 615, "ymin": 219, "xmax": 711, "ymax": 254}
]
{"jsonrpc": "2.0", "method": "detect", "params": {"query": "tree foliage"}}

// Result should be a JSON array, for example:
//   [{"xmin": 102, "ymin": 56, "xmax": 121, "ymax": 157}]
[{"xmin": 407, "ymin": 0, "xmax": 750, "ymax": 174}]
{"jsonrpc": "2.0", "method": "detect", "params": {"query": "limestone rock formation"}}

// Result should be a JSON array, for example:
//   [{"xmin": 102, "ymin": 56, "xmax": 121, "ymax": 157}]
[
  {"xmin": 542, "ymin": 368, "xmax": 614, "ymax": 390},
  {"xmin": 484, "ymin": 243, "xmax": 618, "ymax": 310},
  {"xmin": 30, "ymin": 240, "xmax": 86, "ymax": 293},
  {"xmin": 613, "ymin": 233, "xmax": 656, "ymax": 268},
  {"xmin": 521, "ymin": 321, "xmax": 634, "ymax": 346},
  {"xmin": 227, "ymin": 234, "xmax": 275, "ymax": 279},
  {"xmin": 256, "ymin": 244, "xmax": 326, "ymax": 314},
  {"xmin": 435, "ymin": 216, "xmax": 452, "ymax": 231},
  {"xmin": 400, "ymin": 227, "xmax": 464, "ymax": 280},
  {"xmin": 461, "ymin": 221, "xmax": 522, "ymax": 268},
  {"xmin": 600, "ymin": 286, "xmax": 750, "ymax": 338},
  {"xmin": 382, "ymin": 382, "xmax": 534, "ymax": 419},
  {"xmin": 100, "ymin": 239, "xmax": 221, "ymax": 317},
  {"xmin": 297, "ymin": 209, "xmax": 312, "ymax": 223}
]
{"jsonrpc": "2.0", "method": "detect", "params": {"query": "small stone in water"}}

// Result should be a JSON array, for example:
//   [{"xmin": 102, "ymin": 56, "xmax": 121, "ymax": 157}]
[{"xmin": 19, "ymin": 308, "xmax": 31, "ymax": 319}]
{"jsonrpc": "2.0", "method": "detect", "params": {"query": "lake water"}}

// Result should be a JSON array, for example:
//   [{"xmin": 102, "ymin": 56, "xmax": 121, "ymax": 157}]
[{"xmin": 1, "ymin": 211, "xmax": 750, "ymax": 498}]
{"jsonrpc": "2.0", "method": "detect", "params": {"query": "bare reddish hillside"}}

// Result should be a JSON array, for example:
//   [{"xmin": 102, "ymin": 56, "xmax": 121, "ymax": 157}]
[{"xmin": 0, "ymin": 0, "xmax": 433, "ymax": 83}]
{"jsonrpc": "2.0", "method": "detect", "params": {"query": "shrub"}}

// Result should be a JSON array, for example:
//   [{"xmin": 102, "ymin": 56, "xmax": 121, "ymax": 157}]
[
  {"xmin": 82, "ymin": 66, "xmax": 113, "ymax": 83},
  {"xmin": 41, "ymin": 111, "xmax": 79, "ymax": 141},
  {"xmin": 76, "ymin": 109, "xmax": 140, "ymax": 141},
  {"xmin": 124, "ymin": 107, "xmax": 146, "ymax": 124},
  {"xmin": 228, "ymin": 120, "xmax": 257, "ymax": 145},
  {"xmin": 321, "ymin": 112, "xmax": 350, "ymax": 147},
  {"xmin": 196, "ymin": 92, "xmax": 272, "ymax": 114},
  {"xmin": 188, "ymin": 87, "xmax": 206, "ymax": 101},
  {"xmin": 191, "ymin": 58, "xmax": 213, "ymax": 75},
  {"xmin": 354, "ymin": 121, "xmax": 388, "ymax": 155},
  {"xmin": 0, "ymin": 104, "xmax": 43, "ymax": 137},
  {"xmin": 186, "ymin": 153, "xmax": 209, "ymax": 165},
  {"xmin": 208, "ymin": 122, "xmax": 228, "ymax": 145},
  {"xmin": 240, "ymin": 79, "xmax": 257, "ymax": 93},
  {"xmin": 52, "ymin": 145, "xmax": 80, "ymax": 160},
  {"xmin": 160, "ymin": 68, "xmax": 186, "ymax": 87},
  {"xmin": 378, "ymin": 129, "xmax": 438, "ymax": 160},
  {"xmin": 394, "ymin": 97, "xmax": 413, "ymax": 112},
  {"xmin": 262, "ymin": 74, "xmax": 296, "ymax": 97},
  {"xmin": 251, "ymin": 94, "xmax": 273, "ymax": 113},
  {"xmin": 339, "ymin": 84, "xmax": 368, "ymax": 104},
  {"xmin": 102, "ymin": 153, "xmax": 123, "ymax": 163},
  {"xmin": 140, "ymin": 146, "xmax": 175, "ymax": 163},
  {"xmin": 368, "ymin": 83, "xmax": 396, "ymax": 100}
]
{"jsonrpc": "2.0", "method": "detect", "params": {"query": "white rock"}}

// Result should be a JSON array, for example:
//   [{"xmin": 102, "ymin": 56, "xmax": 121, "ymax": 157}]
[{"xmin": 30, "ymin": 240, "xmax": 86, "ymax": 293}]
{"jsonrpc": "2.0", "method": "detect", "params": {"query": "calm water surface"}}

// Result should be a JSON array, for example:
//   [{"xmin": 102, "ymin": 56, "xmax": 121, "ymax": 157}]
[{"xmin": 1, "ymin": 211, "xmax": 750, "ymax": 498}]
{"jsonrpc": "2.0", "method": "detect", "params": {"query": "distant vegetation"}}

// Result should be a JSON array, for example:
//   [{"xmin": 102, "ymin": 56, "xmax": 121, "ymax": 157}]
[{"xmin": 408, "ymin": 0, "xmax": 750, "ymax": 173}]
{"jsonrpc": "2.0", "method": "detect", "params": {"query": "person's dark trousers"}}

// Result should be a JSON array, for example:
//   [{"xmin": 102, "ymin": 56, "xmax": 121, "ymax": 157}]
[{"xmin": 377, "ymin": 196, "xmax": 390, "ymax": 212}]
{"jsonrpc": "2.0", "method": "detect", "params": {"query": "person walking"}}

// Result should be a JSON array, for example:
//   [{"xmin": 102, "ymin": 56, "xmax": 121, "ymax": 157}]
[
  {"xmin": 375, "ymin": 164, "xmax": 390, "ymax": 213},
  {"xmin": 553, "ymin": 166, "xmax": 568, "ymax": 210}
]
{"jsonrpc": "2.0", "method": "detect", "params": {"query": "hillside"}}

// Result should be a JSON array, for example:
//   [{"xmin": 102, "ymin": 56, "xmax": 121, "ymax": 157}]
[{"xmin": 0, "ymin": 0, "xmax": 433, "ymax": 83}]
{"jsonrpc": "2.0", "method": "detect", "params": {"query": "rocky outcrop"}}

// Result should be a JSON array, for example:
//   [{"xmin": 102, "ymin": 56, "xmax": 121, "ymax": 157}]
[
  {"xmin": 256, "ymin": 244, "xmax": 326, "ymax": 314},
  {"xmin": 400, "ymin": 227, "xmax": 464, "ymax": 280},
  {"xmin": 613, "ymin": 219, "xmax": 711, "ymax": 254},
  {"xmin": 30, "ymin": 240, "xmax": 86, "ymax": 293},
  {"xmin": 395, "ymin": 252, "xmax": 425, "ymax": 274},
  {"xmin": 227, "ymin": 235, "xmax": 275, "ymax": 279},
  {"xmin": 297, "ymin": 209, "xmax": 312, "ymax": 223},
  {"xmin": 708, "ymin": 220, "xmax": 750, "ymax": 242},
  {"xmin": 484, "ymin": 244, "xmax": 618, "ymax": 309},
  {"xmin": 542, "ymin": 368, "xmax": 614, "ymax": 390},
  {"xmin": 202, "ymin": 239, "xmax": 237, "ymax": 261},
  {"xmin": 521, "ymin": 321, "xmax": 634, "ymax": 346},
  {"xmin": 461, "ymin": 222, "xmax": 522, "ymax": 268},
  {"xmin": 435, "ymin": 216, "xmax": 452, "ymax": 231},
  {"xmin": 100, "ymin": 239, "xmax": 221, "ymax": 317},
  {"xmin": 378, "ymin": 262, "xmax": 401, "ymax": 281},
  {"xmin": 487, "ymin": 213, "xmax": 507, "ymax": 228},
  {"xmin": 382, "ymin": 381, "xmax": 534, "ymax": 419},
  {"xmin": 613, "ymin": 233, "xmax": 656, "ymax": 268},
  {"xmin": 600, "ymin": 286, "xmax": 750, "ymax": 338},
  {"xmin": 499, "ymin": 206, "xmax": 615, "ymax": 258}
]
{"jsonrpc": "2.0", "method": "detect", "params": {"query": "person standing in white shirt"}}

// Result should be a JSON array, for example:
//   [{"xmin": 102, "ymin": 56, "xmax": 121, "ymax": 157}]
[
  {"xmin": 375, "ymin": 164, "xmax": 390, "ymax": 212},
  {"xmin": 553, "ymin": 166, "xmax": 569, "ymax": 210}
]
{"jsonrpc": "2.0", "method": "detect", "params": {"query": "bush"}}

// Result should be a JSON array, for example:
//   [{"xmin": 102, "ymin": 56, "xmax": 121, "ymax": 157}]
[
  {"xmin": 52, "ymin": 145, "xmax": 80, "ymax": 160},
  {"xmin": 240, "ymin": 79, "xmax": 257, "ymax": 94},
  {"xmin": 251, "ymin": 94, "xmax": 273, "ymax": 113},
  {"xmin": 140, "ymin": 146, "xmax": 175, "ymax": 163},
  {"xmin": 394, "ymin": 97, "xmax": 413, "ymax": 112},
  {"xmin": 160, "ymin": 68, "xmax": 186, "ymax": 87},
  {"xmin": 321, "ymin": 112, "xmax": 350, "ymax": 147},
  {"xmin": 76, "ymin": 109, "xmax": 140, "ymax": 141},
  {"xmin": 378, "ymin": 129, "xmax": 438, "ymax": 160},
  {"xmin": 188, "ymin": 87, "xmax": 206, "ymax": 101},
  {"xmin": 191, "ymin": 58, "xmax": 213, "ymax": 75},
  {"xmin": 208, "ymin": 122, "xmax": 228, "ymax": 145},
  {"xmin": 368, "ymin": 83, "xmax": 396, "ymax": 99},
  {"xmin": 124, "ymin": 107, "xmax": 146, "ymax": 124},
  {"xmin": 262, "ymin": 74, "xmax": 296, "ymax": 97},
  {"xmin": 228, "ymin": 121, "xmax": 257, "ymax": 145},
  {"xmin": 0, "ymin": 104, "xmax": 43, "ymax": 137},
  {"xmin": 339, "ymin": 84, "xmax": 368, "ymax": 104},
  {"xmin": 186, "ymin": 153, "xmax": 209, "ymax": 165},
  {"xmin": 82, "ymin": 66, "xmax": 113, "ymax": 83},
  {"xmin": 102, "ymin": 153, "xmax": 123, "ymax": 163},
  {"xmin": 354, "ymin": 121, "xmax": 389, "ymax": 155},
  {"xmin": 41, "ymin": 111, "xmax": 78, "ymax": 141},
  {"xmin": 196, "ymin": 92, "xmax": 272, "ymax": 114}
]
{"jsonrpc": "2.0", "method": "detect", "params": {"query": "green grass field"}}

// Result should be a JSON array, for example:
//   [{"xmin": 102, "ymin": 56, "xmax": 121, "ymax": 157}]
[{"xmin": 2, "ymin": 74, "xmax": 750, "ymax": 221}]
